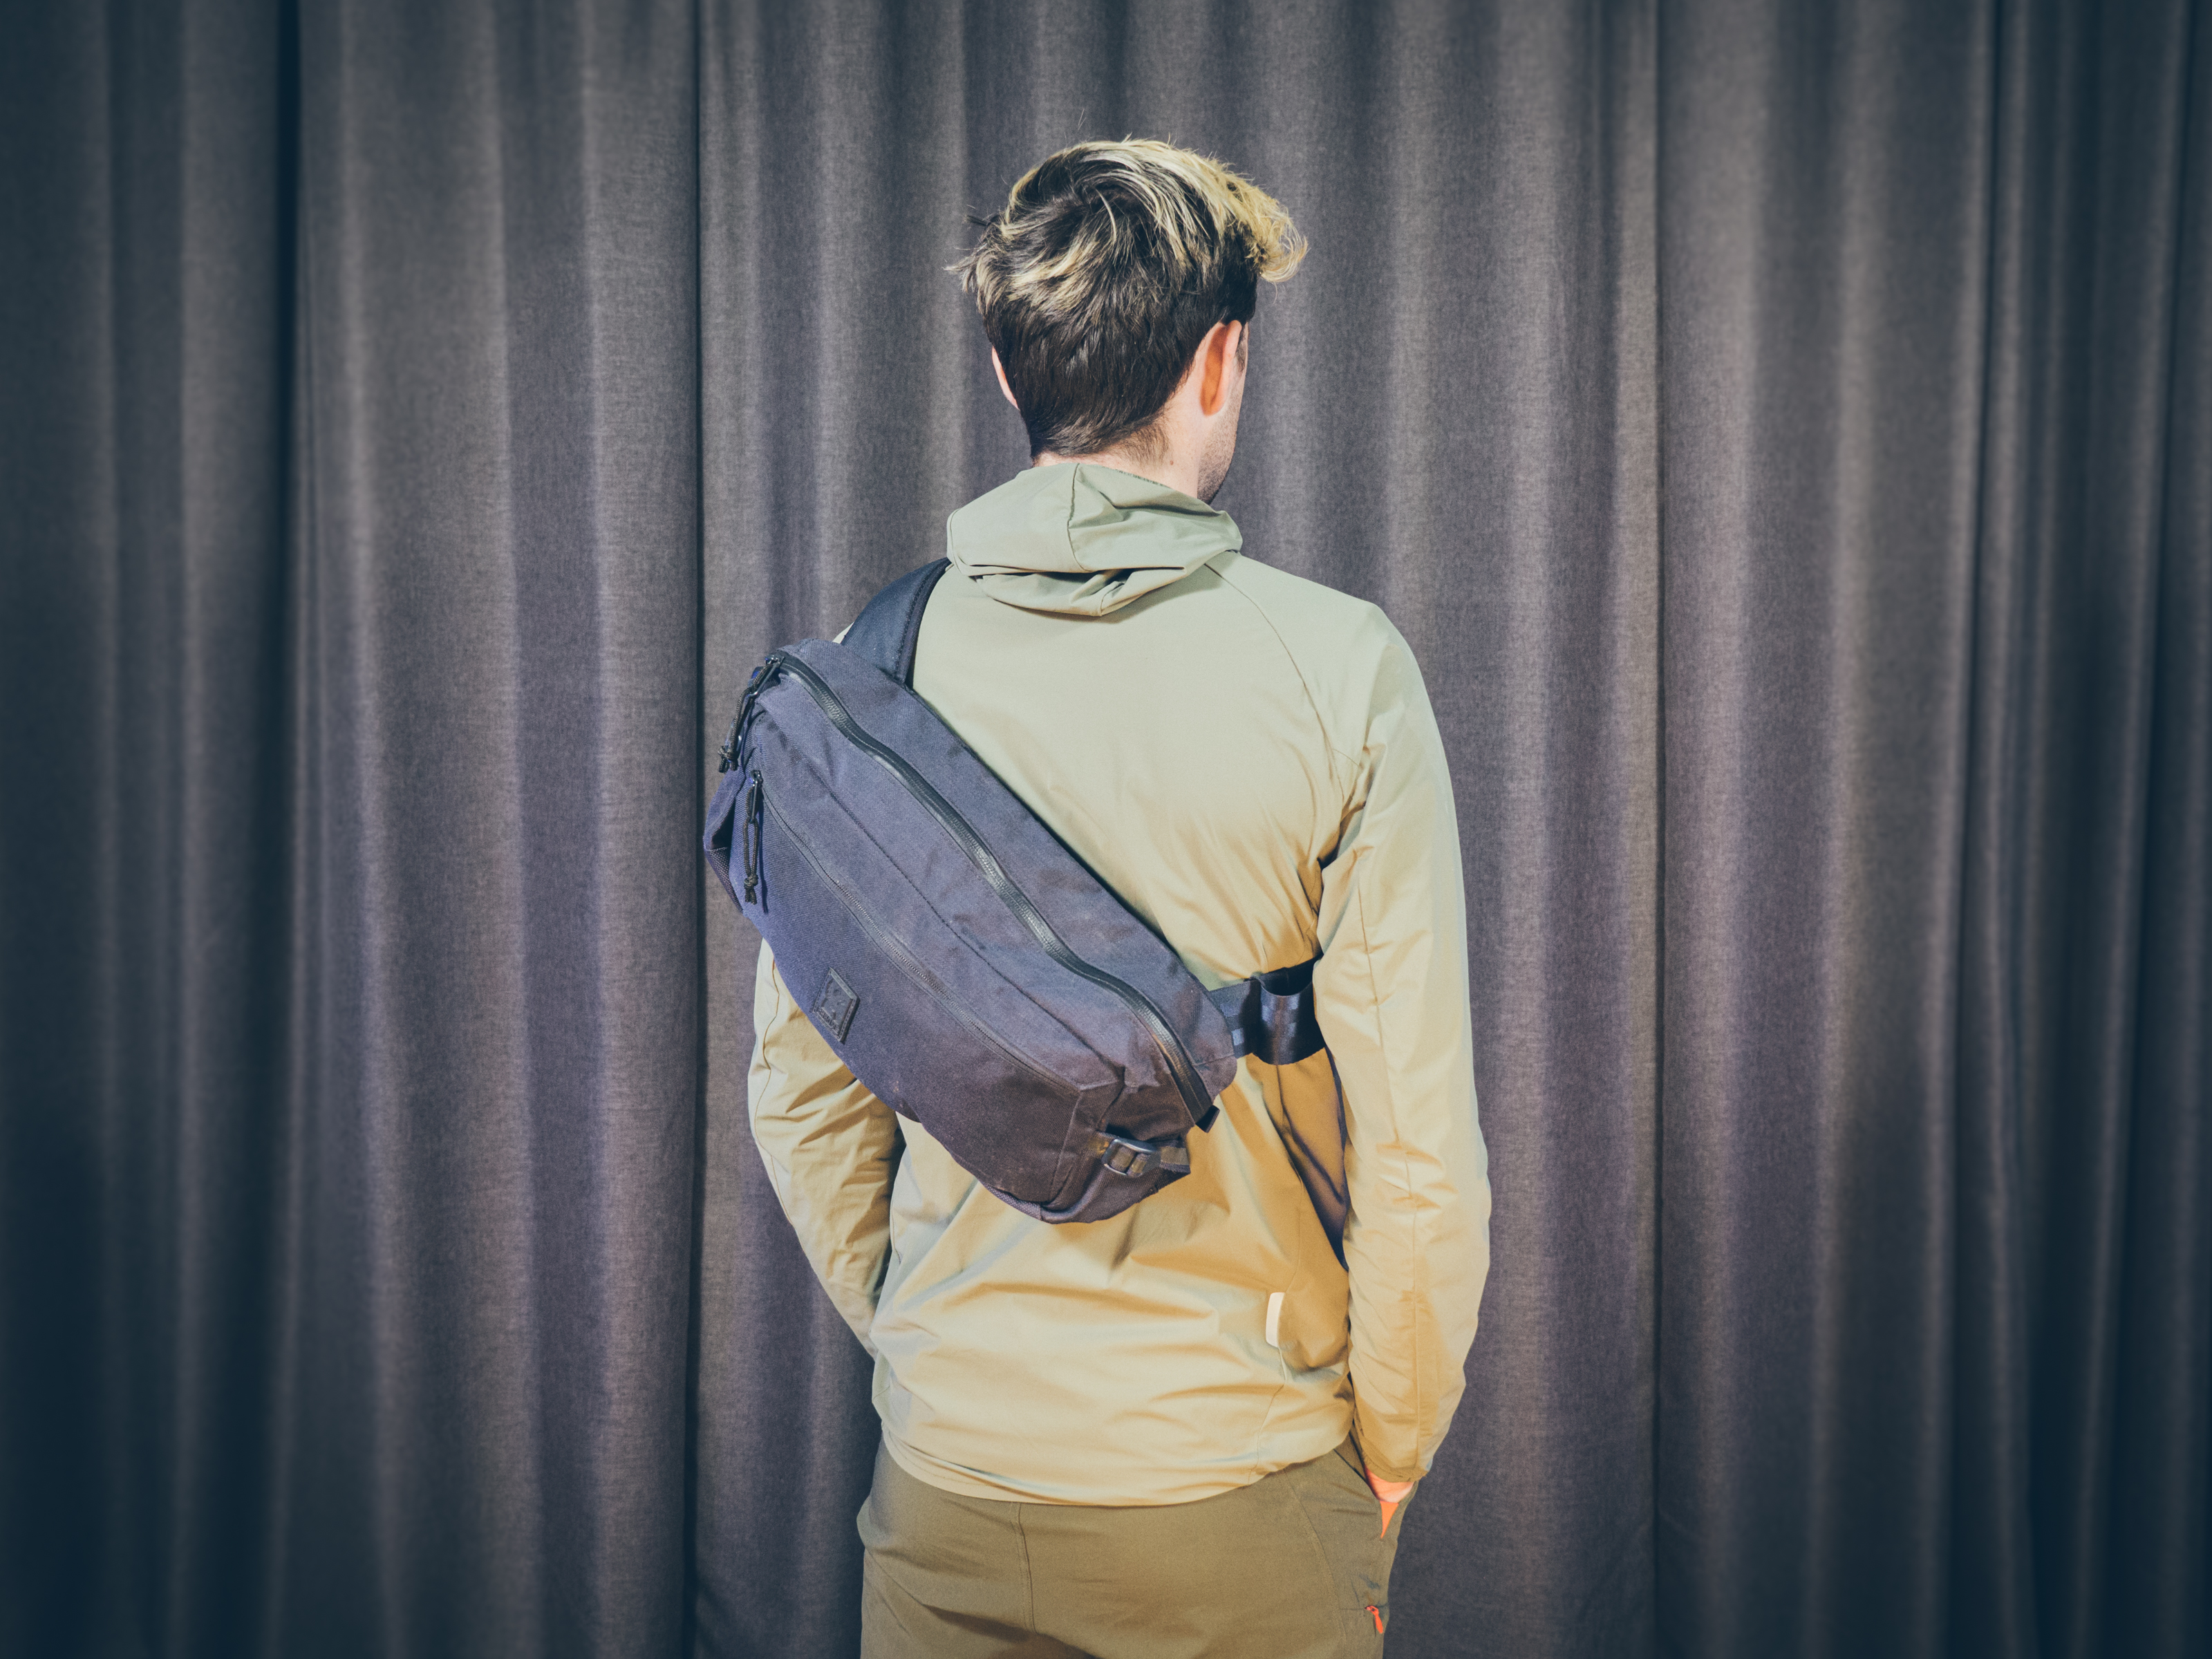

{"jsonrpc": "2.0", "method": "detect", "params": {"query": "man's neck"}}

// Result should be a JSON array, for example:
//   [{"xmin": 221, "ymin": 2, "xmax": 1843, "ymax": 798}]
[{"xmin": 1031, "ymin": 447, "xmax": 1198, "ymax": 501}]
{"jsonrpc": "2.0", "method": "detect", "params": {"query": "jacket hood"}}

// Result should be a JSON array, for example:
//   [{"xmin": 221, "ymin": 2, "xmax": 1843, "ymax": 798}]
[{"xmin": 944, "ymin": 461, "xmax": 1242, "ymax": 617}]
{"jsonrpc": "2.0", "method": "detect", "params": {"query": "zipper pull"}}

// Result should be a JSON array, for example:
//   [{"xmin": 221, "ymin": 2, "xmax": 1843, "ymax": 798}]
[
  {"xmin": 719, "ymin": 664, "xmax": 765, "ymax": 774},
  {"xmin": 741, "ymin": 773, "xmax": 763, "ymax": 903},
  {"xmin": 722, "ymin": 659, "xmax": 778, "ymax": 776}
]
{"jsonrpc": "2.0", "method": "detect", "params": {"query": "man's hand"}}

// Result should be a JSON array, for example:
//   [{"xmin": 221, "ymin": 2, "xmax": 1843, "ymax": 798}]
[{"xmin": 1366, "ymin": 1472, "xmax": 1415, "ymax": 1537}]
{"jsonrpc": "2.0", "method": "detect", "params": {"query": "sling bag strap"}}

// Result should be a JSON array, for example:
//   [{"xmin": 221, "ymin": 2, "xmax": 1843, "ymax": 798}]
[
  {"xmin": 845, "ymin": 556, "xmax": 952, "ymax": 686},
  {"xmin": 844, "ymin": 558, "xmax": 1327, "ymax": 1074}
]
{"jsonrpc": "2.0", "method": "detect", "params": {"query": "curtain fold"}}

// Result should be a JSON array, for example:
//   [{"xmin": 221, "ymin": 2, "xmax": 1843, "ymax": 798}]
[
  {"xmin": 1, "ymin": 1, "xmax": 296, "ymax": 1651},
  {"xmin": 1655, "ymin": 1, "xmax": 2000, "ymax": 1651},
  {"xmin": 275, "ymin": 2, "xmax": 703, "ymax": 1652},
  {"xmin": 1, "ymin": 3, "xmax": 2205, "ymax": 1657}
]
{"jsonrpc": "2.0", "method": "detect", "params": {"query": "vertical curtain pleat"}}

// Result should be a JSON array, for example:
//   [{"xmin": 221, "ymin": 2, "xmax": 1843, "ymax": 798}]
[
  {"xmin": 1, "ymin": 1, "xmax": 294, "ymax": 1653},
  {"xmin": 2047, "ymin": 2, "xmax": 2212, "ymax": 1653},
  {"xmin": 1, "ymin": 3, "xmax": 2206, "ymax": 1658},
  {"xmin": 2107, "ymin": 18, "xmax": 2212, "ymax": 1651},
  {"xmin": 1656, "ymin": 1, "xmax": 1998, "ymax": 1653},
  {"xmin": 270, "ymin": 1, "xmax": 702, "ymax": 1651}
]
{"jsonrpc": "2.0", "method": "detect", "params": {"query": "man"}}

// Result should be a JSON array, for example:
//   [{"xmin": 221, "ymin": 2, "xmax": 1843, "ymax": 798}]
[{"xmin": 747, "ymin": 138, "xmax": 1491, "ymax": 1657}]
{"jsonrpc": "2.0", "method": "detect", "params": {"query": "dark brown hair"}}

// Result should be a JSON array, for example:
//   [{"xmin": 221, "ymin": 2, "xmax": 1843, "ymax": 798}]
[{"xmin": 952, "ymin": 139, "xmax": 1305, "ymax": 458}]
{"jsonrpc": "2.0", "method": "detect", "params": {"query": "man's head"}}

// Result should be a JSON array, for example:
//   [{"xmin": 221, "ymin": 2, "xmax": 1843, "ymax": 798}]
[{"xmin": 953, "ymin": 139, "xmax": 1304, "ymax": 499}]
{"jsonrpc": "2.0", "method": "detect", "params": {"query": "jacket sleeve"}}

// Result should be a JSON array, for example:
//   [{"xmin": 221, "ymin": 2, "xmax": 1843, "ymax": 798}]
[
  {"xmin": 747, "ymin": 937, "xmax": 903, "ymax": 1355},
  {"xmin": 1311, "ymin": 616, "xmax": 1492, "ymax": 1485}
]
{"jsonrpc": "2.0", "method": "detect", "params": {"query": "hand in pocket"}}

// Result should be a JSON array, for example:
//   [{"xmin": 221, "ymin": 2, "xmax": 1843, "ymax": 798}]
[{"xmin": 1365, "ymin": 1471, "xmax": 1414, "ymax": 1537}]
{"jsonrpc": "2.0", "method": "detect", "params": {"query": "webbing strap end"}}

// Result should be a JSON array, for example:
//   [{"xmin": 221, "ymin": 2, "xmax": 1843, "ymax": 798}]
[{"xmin": 1210, "ymin": 956, "xmax": 1326, "ymax": 1067}]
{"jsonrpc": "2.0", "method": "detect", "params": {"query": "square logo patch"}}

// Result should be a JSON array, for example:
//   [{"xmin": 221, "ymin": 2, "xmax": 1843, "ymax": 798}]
[{"xmin": 812, "ymin": 968, "xmax": 859, "ymax": 1044}]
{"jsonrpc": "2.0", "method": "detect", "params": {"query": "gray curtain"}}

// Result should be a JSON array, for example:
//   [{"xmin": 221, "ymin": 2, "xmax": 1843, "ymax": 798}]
[{"xmin": 3, "ymin": 1, "xmax": 2206, "ymax": 1656}]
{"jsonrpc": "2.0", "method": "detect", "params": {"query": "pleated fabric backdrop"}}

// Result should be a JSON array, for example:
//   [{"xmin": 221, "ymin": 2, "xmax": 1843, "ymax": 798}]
[{"xmin": 1, "ymin": 1, "xmax": 2206, "ymax": 1656}]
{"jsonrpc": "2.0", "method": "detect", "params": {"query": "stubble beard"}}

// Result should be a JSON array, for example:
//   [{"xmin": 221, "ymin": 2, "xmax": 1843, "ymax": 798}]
[{"xmin": 1195, "ymin": 377, "xmax": 1245, "ymax": 504}]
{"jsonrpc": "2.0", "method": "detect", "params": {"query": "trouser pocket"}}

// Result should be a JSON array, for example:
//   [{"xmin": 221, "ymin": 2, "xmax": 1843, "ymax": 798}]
[{"xmin": 1283, "ymin": 1438, "xmax": 1403, "ymax": 1645}]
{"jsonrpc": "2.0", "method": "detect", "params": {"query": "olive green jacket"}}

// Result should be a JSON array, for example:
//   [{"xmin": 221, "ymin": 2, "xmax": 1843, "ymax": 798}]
[{"xmin": 748, "ymin": 460, "xmax": 1491, "ymax": 1504}]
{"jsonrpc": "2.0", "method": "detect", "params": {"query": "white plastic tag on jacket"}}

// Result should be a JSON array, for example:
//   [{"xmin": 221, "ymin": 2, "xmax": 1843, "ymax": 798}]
[{"xmin": 1265, "ymin": 1291, "xmax": 1284, "ymax": 1348}]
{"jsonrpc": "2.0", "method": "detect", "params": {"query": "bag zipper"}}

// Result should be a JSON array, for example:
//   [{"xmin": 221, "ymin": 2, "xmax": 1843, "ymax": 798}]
[
  {"xmin": 741, "ymin": 771, "xmax": 763, "ymax": 902},
  {"xmin": 758, "ymin": 779, "xmax": 1065, "ymax": 1096},
  {"xmin": 720, "ymin": 662, "xmax": 770, "ymax": 774},
  {"xmin": 751, "ymin": 650, "xmax": 1218, "ymax": 1130}
]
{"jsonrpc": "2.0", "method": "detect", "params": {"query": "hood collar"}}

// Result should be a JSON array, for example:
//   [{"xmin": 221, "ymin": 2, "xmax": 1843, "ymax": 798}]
[{"xmin": 944, "ymin": 461, "xmax": 1241, "ymax": 617}]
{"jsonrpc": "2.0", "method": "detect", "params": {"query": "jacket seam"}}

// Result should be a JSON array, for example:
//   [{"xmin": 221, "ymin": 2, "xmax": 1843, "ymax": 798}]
[
  {"xmin": 1014, "ymin": 1502, "xmax": 1038, "ymax": 1631},
  {"xmin": 1210, "ymin": 556, "xmax": 1359, "ymax": 796},
  {"xmin": 1348, "ymin": 865, "xmax": 1427, "ymax": 1466}
]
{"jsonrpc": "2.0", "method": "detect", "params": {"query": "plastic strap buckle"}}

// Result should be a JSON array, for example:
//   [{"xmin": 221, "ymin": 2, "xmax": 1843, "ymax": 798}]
[{"xmin": 1088, "ymin": 1131, "xmax": 1188, "ymax": 1179}]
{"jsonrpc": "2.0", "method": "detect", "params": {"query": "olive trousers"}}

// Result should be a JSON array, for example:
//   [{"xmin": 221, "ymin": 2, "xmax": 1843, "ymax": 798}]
[{"xmin": 856, "ymin": 1438, "xmax": 1405, "ymax": 1658}]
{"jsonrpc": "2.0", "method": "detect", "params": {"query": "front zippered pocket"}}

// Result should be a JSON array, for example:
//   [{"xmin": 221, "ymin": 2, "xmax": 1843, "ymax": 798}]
[
  {"xmin": 749, "ymin": 650, "xmax": 1219, "ymax": 1130},
  {"xmin": 759, "ymin": 779, "xmax": 1069, "ymax": 1103}
]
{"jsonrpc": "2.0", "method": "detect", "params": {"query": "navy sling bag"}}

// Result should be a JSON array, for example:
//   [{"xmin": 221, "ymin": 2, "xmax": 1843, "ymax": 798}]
[{"xmin": 702, "ymin": 559, "xmax": 1327, "ymax": 1226}]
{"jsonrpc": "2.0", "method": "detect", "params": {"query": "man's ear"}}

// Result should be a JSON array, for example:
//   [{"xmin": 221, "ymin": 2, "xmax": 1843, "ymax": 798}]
[
  {"xmin": 990, "ymin": 348, "xmax": 1021, "ymax": 412},
  {"xmin": 1197, "ymin": 321, "xmax": 1242, "ymax": 418}
]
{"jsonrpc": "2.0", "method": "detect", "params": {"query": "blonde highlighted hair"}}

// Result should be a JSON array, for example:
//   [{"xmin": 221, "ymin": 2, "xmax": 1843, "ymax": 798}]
[{"xmin": 952, "ymin": 139, "xmax": 1306, "ymax": 458}]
